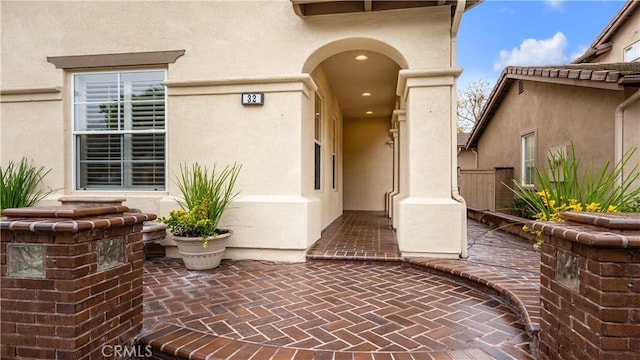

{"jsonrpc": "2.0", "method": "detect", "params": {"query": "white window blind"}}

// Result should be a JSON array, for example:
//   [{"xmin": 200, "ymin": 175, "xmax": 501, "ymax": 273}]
[
  {"xmin": 521, "ymin": 133, "xmax": 536, "ymax": 187},
  {"xmin": 624, "ymin": 41, "xmax": 640, "ymax": 62},
  {"xmin": 73, "ymin": 71, "xmax": 166, "ymax": 190}
]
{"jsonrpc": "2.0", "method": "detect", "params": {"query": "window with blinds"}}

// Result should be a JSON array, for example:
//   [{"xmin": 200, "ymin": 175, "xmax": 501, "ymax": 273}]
[
  {"xmin": 73, "ymin": 71, "xmax": 166, "ymax": 190},
  {"xmin": 521, "ymin": 132, "xmax": 536, "ymax": 187}
]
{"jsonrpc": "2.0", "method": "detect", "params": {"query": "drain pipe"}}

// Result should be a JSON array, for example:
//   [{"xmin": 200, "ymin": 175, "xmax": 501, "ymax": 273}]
[
  {"xmin": 614, "ymin": 88, "xmax": 640, "ymax": 186},
  {"xmin": 451, "ymin": 0, "xmax": 468, "ymax": 258}
]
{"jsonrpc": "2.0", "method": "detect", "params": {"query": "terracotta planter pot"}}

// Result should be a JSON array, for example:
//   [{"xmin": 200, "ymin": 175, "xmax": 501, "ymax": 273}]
[{"xmin": 169, "ymin": 230, "xmax": 232, "ymax": 270}]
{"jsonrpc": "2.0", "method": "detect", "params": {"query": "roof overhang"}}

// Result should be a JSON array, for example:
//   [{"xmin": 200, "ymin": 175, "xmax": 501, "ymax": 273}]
[
  {"xmin": 465, "ymin": 63, "xmax": 640, "ymax": 149},
  {"xmin": 291, "ymin": 0, "xmax": 481, "ymax": 17},
  {"xmin": 573, "ymin": 1, "xmax": 640, "ymax": 64}
]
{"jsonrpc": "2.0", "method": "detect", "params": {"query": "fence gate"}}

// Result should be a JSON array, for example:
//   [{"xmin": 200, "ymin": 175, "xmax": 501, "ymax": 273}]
[{"xmin": 459, "ymin": 167, "xmax": 514, "ymax": 211}]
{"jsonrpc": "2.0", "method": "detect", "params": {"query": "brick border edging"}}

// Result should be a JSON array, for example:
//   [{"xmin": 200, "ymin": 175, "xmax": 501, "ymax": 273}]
[
  {"xmin": 406, "ymin": 258, "xmax": 540, "ymax": 334},
  {"xmin": 467, "ymin": 207, "xmax": 538, "ymax": 242}
]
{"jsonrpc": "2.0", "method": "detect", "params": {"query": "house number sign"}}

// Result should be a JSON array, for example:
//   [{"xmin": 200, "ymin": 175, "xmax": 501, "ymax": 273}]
[{"xmin": 241, "ymin": 92, "xmax": 264, "ymax": 105}]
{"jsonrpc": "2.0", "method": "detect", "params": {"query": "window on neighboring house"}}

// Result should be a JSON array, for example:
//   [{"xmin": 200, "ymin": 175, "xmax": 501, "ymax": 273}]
[
  {"xmin": 624, "ymin": 40, "xmax": 640, "ymax": 62},
  {"xmin": 521, "ymin": 133, "xmax": 536, "ymax": 187},
  {"xmin": 73, "ymin": 70, "xmax": 166, "ymax": 190},
  {"xmin": 314, "ymin": 93, "xmax": 322, "ymax": 190}
]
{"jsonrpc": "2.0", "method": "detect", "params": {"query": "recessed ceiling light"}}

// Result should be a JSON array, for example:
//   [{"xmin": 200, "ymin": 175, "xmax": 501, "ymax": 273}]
[
  {"xmin": 366, "ymin": 111, "xmax": 373, "ymax": 115},
  {"xmin": 355, "ymin": 55, "xmax": 368, "ymax": 61},
  {"xmin": 362, "ymin": 92, "xmax": 371, "ymax": 97}
]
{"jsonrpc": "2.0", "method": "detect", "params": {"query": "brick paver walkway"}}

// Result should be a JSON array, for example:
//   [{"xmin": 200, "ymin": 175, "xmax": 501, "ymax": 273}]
[
  {"xmin": 306, "ymin": 211, "xmax": 401, "ymax": 261},
  {"xmin": 138, "ymin": 211, "xmax": 540, "ymax": 359}
]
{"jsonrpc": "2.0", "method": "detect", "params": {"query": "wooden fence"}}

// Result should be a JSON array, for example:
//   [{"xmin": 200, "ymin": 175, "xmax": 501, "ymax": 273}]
[{"xmin": 459, "ymin": 167, "xmax": 514, "ymax": 211}]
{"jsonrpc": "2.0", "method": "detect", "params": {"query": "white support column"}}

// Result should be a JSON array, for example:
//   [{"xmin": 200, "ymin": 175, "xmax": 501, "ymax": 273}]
[
  {"xmin": 391, "ymin": 110, "xmax": 407, "ymax": 230},
  {"xmin": 395, "ymin": 68, "xmax": 465, "ymax": 258},
  {"xmin": 386, "ymin": 124, "xmax": 399, "ymax": 219}
]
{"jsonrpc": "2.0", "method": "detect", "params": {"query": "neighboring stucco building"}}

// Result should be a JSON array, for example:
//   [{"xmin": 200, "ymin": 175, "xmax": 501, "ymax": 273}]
[
  {"xmin": 459, "ymin": 0, "xmax": 640, "ymax": 211},
  {"xmin": 1, "ymin": 1, "xmax": 479, "ymax": 261}
]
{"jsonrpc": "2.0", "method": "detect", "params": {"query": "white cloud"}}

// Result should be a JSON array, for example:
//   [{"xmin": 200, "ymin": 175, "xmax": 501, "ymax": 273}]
[
  {"xmin": 545, "ymin": 0, "xmax": 565, "ymax": 10},
  {"xmin": 493, "ymin": 32, "xmax": 569, "ymax": 71},
  {"xmin": 571, "ymin": 45, "xmax": 589, "ymax": 62},
  {"xmin": 498, "ymin": 6, "xmax": 515, "ymax": 15}
]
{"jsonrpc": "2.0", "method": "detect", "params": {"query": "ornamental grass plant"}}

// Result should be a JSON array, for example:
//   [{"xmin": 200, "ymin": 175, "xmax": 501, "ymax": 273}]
[
  {"xmin": 506, "ymin": 143, "xmax": 640, "ymax": 224},
  {"xmin": 0, "ymin": 157, "xmax": 53, "ymax": 210},
  {"xmin": 160, "ymin": 162, "xmax": 241, "ymax": 246}
]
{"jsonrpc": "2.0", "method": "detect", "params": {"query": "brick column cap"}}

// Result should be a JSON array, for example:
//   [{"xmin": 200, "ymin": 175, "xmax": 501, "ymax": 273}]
[
  {"xmin": 561, "ymin": 211, "xmax": 640, "ymax": 230},
  {"xmin": 1, "ymin": 205, "xmax": 156, "ymax": 234},
  {"xmin": 532, "ymin": 212, "xmax": 640, "ymax": 249}
]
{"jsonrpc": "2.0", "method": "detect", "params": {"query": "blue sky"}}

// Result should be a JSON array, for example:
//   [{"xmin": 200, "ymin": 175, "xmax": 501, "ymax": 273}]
[{"xmin": 457, "ymin": 0, "xmax": 627, "ymax": 90}]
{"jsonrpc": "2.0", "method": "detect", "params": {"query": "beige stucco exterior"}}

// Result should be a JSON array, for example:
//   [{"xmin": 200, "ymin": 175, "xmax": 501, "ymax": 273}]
[
  {"xmin": 457, "ymin": 147, "xmax": 477, "ymax": 170},
  {"xmin": 1, "ymin": 1, "xmax": 469, "ymax": 261},
  {"xmin": 343, "ymin": 116, "xmax": 393, "ymax": 211},
  {"xmin": 476, "ymin": 81, "xmax": 622, "ymax": 175}
]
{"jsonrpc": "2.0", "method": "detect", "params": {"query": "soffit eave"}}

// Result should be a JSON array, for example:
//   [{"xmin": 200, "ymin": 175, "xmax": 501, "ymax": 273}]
[{"xmin": 291, "ymin": 0, "xmax": 482, "ymax": 17}]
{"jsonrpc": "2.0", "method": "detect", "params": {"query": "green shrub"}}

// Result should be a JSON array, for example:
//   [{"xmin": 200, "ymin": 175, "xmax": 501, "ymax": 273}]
[
  {"xmin": 0, "ymin": 158, "xmax": 53, "ymax": 210},
  {"xmin": 619, "ymin": 197, "xmax": 640, "ymax": 213},
  {"xmin": 502, "ymin": 196, "xmax": 537, "ymax": 219}
]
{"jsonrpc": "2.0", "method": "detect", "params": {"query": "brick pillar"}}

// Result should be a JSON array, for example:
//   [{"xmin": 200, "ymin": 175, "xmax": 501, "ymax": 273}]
[
  {"xmin": 533, "ymin": 212, "xmax": 640, "ymax": 360},
  {"xmin": 0, "ymin": 203, "xmax": 155, "ymax": 359}
]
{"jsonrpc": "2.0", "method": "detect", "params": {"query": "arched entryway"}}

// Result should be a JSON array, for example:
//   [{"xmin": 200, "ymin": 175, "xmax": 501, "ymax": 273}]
[
  {"xmin": 323, "ymin": 50, "xmax": 399, "ymax": 212},
  {"xmin": 302, "ymin": 39, "xmax": 405, "ymax": 230},
  {"xmin": 303, "ymin": 38, "xmax": 466, "ymax": 259}
]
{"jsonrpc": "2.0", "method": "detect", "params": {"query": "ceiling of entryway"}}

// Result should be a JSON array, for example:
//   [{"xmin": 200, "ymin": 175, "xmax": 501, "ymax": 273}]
[
  {"xmin": 321, "ymin": 50, "xmax": 400, "ymax": 120},
  {"xmin": 294, "ymin": 0, "xmax": 483, "ymax": 120}
]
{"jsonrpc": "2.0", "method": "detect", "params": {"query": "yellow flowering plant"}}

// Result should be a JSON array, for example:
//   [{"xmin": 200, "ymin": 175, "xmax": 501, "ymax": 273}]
[
  {"xmin": 507, "ymin": 143, "xmax": 639, "ymax": 221},
  {"xmin": 506, "ymin": 143, "xmax": 639, "ymax": 244}
]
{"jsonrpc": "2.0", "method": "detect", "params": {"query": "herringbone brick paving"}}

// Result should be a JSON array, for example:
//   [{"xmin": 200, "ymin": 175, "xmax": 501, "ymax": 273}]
[
  {"xmin": 139, "ymin": 212, "xmax": 540, "ymax": 359},
  {"xmin": 306, "ymin": 211, "xmax": 401, "ymax": 261}
]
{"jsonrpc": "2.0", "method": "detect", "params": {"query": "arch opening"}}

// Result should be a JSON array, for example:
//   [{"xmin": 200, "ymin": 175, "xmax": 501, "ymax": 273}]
[{"xmin": 305, "ymin": 39, "xmax": 403, "ymax": 221}]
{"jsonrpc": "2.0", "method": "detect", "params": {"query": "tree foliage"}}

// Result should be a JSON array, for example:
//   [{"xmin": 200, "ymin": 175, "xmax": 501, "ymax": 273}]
[{"xmin": 457, "ymin": 77, "xmax": 491, "ymax": 133}]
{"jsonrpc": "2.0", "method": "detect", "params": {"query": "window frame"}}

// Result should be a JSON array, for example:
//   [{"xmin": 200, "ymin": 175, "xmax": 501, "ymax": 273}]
[
  {"xmin": 623, "ymin": 40, "xmax": 640, "ymax": 62},
  {"xmin": 314, "ymin": 92, "xmax": 323, "ymax": 191},
  {"xmin": 331, "ymin": 116, "xmax": 337, "ymax": 191},
  {"xmin": 71, "ymin": 69, "xmax": 168, "ymax": 192},
  {"xmin": 521, "ymin": 132, "xmax": 536, "ymax": 187}
]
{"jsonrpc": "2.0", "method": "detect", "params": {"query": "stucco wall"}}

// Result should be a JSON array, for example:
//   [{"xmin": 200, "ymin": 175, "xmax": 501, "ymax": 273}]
[
  {"xmin": 0, "ymin": 2, "xmax": 451, "ymax": 89},
  {"xmin": 1, "ymin": 1, "xmax": 458, "ymax": 261},
  {"xmin": 457, "ymin": 148, "xmax": 477, "ymax": 170},
  {"xmin": 622, "ymin": 91, "xmax": 640, "ymax": 191},
  {"xmin": 343, "ymin": 117, "xmax": 393, "ymax": 210},
  {"xmin": 476, "ymin": 80, "xmax": 622, "ymax": 185}
]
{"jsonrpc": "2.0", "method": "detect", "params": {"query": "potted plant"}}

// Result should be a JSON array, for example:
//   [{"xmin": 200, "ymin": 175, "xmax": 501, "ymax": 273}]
[{"xmin": 160, "ymin": 162, "xmax": 241, "ymax": 270}]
